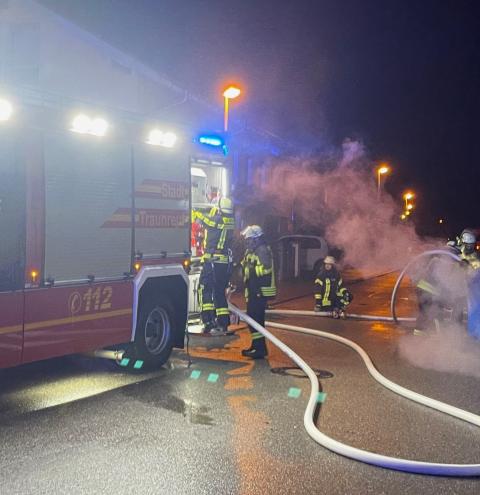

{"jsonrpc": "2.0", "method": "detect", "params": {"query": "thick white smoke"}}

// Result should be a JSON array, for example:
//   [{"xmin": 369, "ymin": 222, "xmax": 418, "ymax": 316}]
[
  {"xmin": 398, "ymin": 324, "xmax": 480, "ymax": 378},
  {"xmin": 244, "ymin": 138, "xmax": 480, "ymax": 375},
  {"xmin": 254, "ymin": 139, "xmax": 437, "ymax": 272}
]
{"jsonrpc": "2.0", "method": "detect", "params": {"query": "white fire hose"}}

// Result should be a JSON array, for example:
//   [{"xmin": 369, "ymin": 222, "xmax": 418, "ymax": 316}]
[
  {"xmin": 266, "ymin": 309, "xmax": 415, "ymax": 322},
  {"xmin": 228, "ymin": 302, "xmax": 480, "ymax": 476}
]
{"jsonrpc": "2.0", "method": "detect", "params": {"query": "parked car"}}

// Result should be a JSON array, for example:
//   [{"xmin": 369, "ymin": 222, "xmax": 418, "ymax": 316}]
[{"xmin": 273, "ymin": 235, "xmax": 329, "ymax": 276}]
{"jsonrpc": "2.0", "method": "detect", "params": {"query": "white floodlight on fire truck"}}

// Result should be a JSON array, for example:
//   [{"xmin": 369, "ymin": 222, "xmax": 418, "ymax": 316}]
[
  {"xmin": 90, "ymin": 117, "xmax": 109, "ymax": 136},
  {"xmin": 71, "ymin": 114, "xmax": 109, "ymax": 136},
  {"xmin": 146, "ymin": 129, "xmax": 177, "ymax": 148},
  {"xmin": 0, "ymin": 98, "xmax": 13, "ymax": 121}
]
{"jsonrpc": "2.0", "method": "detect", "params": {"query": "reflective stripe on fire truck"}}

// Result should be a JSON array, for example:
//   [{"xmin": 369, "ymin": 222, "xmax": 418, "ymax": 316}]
[{"xmin": 0, "ymin": 324, "xmax": 23, "ymax": 336}]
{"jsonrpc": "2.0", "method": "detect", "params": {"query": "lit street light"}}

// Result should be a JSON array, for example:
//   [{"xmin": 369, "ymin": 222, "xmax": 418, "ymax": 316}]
[
  {"xmin": 377, "ymin": 164, "xmax": 390, "ymax": 199},
  {"xmin": 403, "ymin": 191, "xmax": 414, "ymax": 209},
  {"xmin": 223, "ymin": 85, "xmax": 241, "ymax": 132}
]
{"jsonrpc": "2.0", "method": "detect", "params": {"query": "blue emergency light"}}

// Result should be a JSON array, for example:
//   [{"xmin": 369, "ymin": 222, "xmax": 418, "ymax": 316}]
[{"xmin": 198, "ymin": 135, "xmax": 224, "ymax": 147}]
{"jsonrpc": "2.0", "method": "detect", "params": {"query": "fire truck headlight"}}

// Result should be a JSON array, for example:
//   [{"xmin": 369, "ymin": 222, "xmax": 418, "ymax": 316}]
[
  {"xmin": 146, "ymin": 129, "xmax": 177, "ymax": 148},
  {"xmin": 0, "ymin": 99, "xmax": 13, "ymax": 121}
]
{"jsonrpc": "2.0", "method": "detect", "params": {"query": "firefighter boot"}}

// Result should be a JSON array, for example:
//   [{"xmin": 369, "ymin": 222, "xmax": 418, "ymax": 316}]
[
  {"xmin": 332, "ymin": 308, "xmax": 340, "ymax": 319},
  {"xmin": 201, "ymin": 320, "xmax": 216, "ymax": 336},
  {"xmin": 241, "ymin": 347, "xmax": 267, "ymax": 359},
  {"xmin": 242, "ymin": 336, "xmax": 267, "ymax": 359},
  {"xmin": 209, "ymin": 327, "xmax": 228, "ymax": 337}
]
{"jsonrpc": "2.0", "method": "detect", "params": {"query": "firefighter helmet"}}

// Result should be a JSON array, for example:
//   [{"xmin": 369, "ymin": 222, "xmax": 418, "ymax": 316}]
[
  {"xmin": 324, "ymin": 256, "xmax": 336, "ymax": 265},
  {"xmin": 460, "ymin": 229, "xmax": 476, "ymax": 245},
  {"xmin": 241, "ymin": 225, "xmax": 264, "ymax": 239},
  {"xmin": 218, "ymin": 197, "xmax": 233, "ymax": 214}
]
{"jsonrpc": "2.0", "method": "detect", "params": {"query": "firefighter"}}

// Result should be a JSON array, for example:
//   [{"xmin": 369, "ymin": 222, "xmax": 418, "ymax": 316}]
[
  {"xmin": 449, "ymin": 229, "xmax": 480, "ymax": 270},
  {"xmin": 240, "ymin": 225, "xmax": 276, "ymax": 358},
  {"xmin": 193, "ymin": 197, "xmax": 235, "ymax": 336},
  {"xmin": 314, "ymin": 256, "xmax": 352, "ymax": 318},
  {"xmin": 413, "ymin": 255, "xmax": 446, "ymax": 336},
  {"xmin": 413, "ymin": 231, "xmax": 479, "ymax": 336}
]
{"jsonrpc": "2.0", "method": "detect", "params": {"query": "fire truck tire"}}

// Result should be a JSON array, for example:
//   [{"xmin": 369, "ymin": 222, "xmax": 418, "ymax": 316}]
[{"xmin": 130, "ymin": 296, "xmax": 175, "ymax": 369}]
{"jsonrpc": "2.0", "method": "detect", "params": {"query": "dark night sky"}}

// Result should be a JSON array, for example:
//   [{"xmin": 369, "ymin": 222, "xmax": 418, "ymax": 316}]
[{"xmin": 41, "ymin": 0, "xmax": 480, "ymax": 233}]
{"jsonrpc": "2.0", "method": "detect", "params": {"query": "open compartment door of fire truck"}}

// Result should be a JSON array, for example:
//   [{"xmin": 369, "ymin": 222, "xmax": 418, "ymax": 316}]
[
  {"xmin": 0, "ymin": 129, "xmax": 26, "ymax": 368},
  {"xmin": 189, "ymin": 154, "xmax": 230, "ymax": 319}
]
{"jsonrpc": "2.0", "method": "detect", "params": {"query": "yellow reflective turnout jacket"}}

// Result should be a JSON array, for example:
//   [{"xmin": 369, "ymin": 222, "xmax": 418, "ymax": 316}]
[
  {"xmin": 194, "ymin": 207, "xmax": 235, "ymax": 263},
  {"xmin": 314, "ymin": 268, "xmax": 347, "ymax": 307},
  {"xmin": 241, "ymin": 243, "xmax": 277, "ymax": 300}
]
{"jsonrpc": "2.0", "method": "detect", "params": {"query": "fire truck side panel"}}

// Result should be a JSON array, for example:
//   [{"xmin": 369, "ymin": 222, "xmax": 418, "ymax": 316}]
[
  {"xmin": 0, "ymin": 293, "xmax": 24, "ymax": 368},
  {"xmin": 43, "ymin": 132, "xmax": 132, "ymax": 282},
  {"xmin": 0, "ymin": 130, "xmax": 26, "ymax": 368},
  {"xmin": 22, "ymin": 280, "xmax": 133, "ymax": 364},
  {"xmin": 133, "ymin": 145, "xmax": 190, "ymax": 257},
  {"xmin": 1, "ymin": 113, "xmax": 191, "ymax": 369},
  {"xmin": 25, "ymin": 131, "xmax": 46, "ymax": 285}
]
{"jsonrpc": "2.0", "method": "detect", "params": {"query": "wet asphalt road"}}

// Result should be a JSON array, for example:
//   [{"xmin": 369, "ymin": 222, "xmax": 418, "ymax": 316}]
[{"xmin": 1, "ymin": 274, "xmax": 480, "ymax": 494}]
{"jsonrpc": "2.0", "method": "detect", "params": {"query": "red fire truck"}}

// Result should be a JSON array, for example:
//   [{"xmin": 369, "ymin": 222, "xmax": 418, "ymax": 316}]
[{"xmin": 0, "ymin": 93, "xmax": 223, "ymax": 370}]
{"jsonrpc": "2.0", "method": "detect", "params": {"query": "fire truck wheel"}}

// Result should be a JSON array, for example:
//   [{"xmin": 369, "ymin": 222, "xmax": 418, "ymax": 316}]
[{"xmin": 130, "ymin": 297, "xmax": 175, "ymax": 369}]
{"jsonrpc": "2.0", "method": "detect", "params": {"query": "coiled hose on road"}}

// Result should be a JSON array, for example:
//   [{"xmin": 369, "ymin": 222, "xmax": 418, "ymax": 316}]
[{"xmin": 228, "ymin": 302, "xmax": 480, "ymax": 476}]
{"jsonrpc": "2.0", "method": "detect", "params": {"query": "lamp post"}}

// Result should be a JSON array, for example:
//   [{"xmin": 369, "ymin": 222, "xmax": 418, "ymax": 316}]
[
  {"xmin": 403, "ymin": 191, "xmax": 414, "ymax": 210},
  {"xmin": 223, "ymin": 85, "xmax": 241, "ymax": 132},
  {"xmin": 377, "ymin": 164, "xmax": 390, "ymax": 199}
]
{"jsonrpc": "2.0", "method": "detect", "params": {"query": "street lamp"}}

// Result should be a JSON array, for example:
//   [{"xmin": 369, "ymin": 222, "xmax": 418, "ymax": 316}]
[
  {"xmin": 377, "ymin": 164, "xmax": 390, "ymax": 199},
  {"xmin": 403, "ymin": 191, "xmax": 414, "ymax": 209},
  {"xmin": 223, "ymin": 85, "xmax": 241, "ymax": 132}
]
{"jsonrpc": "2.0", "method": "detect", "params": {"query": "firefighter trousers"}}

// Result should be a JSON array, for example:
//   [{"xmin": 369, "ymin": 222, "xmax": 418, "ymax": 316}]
[
  {"xmin": 246, "ymin": 294, "xmax": 267, "ymax": 354},
  {"xmin": 199, "ymin": 261, "xmax": 231, "ymax": 330},
  {"xmin": 315, "ymin": 297, "xmax": 348, "ymax": 312},
  {"xmin": 415, "ymin": 288, "xmax": 446, "ymax": 331}
]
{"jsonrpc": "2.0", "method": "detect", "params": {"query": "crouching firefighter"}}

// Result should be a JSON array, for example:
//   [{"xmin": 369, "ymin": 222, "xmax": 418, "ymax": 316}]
[
  {"xmin": 314, "ymin": 256, "xmax": 352, "ymax": 318},
  {"xmin": 240, "ymin": 225, "xmax": 277, "ymax": 358},
  {"xmin": 193, "ymin": 197, "xmax": 235, "ymax": 336}
]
